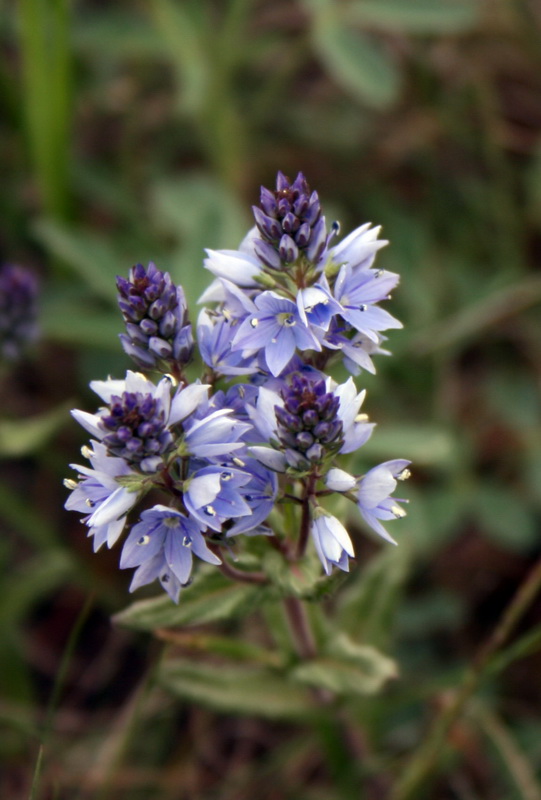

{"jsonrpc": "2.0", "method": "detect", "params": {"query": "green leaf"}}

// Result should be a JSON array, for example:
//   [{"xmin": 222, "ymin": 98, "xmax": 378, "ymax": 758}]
[
  {"xmin": 150, "ymin": 175, "xmax": 248, "ymax": 308},
  {"xmin": 338, "ymin": 547, "xmax": 410, "ymax": 647},
  {"xmin": 73, "ymin": 11, "xmax": 164, "ymax": 57},
  {"xmin": 113, "ymin": 568, "xmax": 269, "ymax": 631},
  {"xmin": 307, "ymin": 2, "xmax": 399, "ymax": 108},
  {"xmin": 151, "ymin": 0, "xmax": 209, "ymax": 115},
  {"xmin": 41, "ymin": 291, "xmax": 121, "ymax": 350},
  {"xmin": 346, "ymin": 0, "xmax": 481, "ymax": 34},
  {"xmin": 0, "ymin": 402, "xmax": 71, "ymax": 457},
  {"xmin": 32, "ymin": 219, "xmax": 121, "ymax": 304},
  {"xmin": 262, "ymin": 549, "xmax": 343, "ymax": 600},
  {"xmin": 476, "ymin": 484, "xmax": 537, "ymax": 552},
  {"xmin": 291, "ymin": 633, "xmax": 397, "ymax": 696},
  {"xmin": 488, "ymin": 623, "xmax": 541, "ymax": 677},
  {"xmin": 19, "ymin": 0, "xmax": 71, "ymax": 222},
  {"xmin": 160, "ymin": 658, "xmax": 315, "ymax": 719},
  {"xmin": 353, "ymin": 423, "xmax": 460, "ymax": 468}
]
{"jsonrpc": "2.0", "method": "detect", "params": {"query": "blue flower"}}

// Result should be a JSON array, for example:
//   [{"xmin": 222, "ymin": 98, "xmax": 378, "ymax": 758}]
[
  {"xmin": 329, "ymin": 222, "xmax": 388, "ymax": 271},
  {"xmin": 311, "ymin": 509, "xmax": 355, "ymax": 575},
  {"xmin": 332, "ymin": 262, "xmax": 402, "ymax": 341},
  {"xmin": 225, "ymin": 457, "xmax": 278, "ymax": 536},
  {"xmin": 203, "ymin": 227, "xmax": 263, "ymax": 288},
  {"xmin": 356, "ymin": 459, "xmax": 411, "ymax": 543},
  {"xmin": 197, "ymin": 309, "xmax": 259, "ymax": 377},
  {"xmin": 64, "ymin": 441, "xmax": 137, "ymax": 551},
  {"xmin": 120, "ymin": 505, "xmax": 221, "ymax": 602},
  {"xmin": 297, "ymin": 281, "xmax": 342, "ymax": 332},
  {"xmin": 232, "ymin": 291, "xmax": 321, "ymax": 376},
  {"xmin": 183, "ymin": 465, "xmax": 252, "ymax": 531}
]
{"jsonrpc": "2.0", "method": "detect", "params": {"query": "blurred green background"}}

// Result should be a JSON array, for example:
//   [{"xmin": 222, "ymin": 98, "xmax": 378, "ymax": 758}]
[{"xmin": 1, "ymin": 0, "xmax": 541, "ymax": 798}]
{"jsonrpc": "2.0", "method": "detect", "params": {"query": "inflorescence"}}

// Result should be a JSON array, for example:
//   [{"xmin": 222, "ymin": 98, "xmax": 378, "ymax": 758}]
[{"xmin": 65, "ymin": 171, "xmax": 410, "ymax": 602}]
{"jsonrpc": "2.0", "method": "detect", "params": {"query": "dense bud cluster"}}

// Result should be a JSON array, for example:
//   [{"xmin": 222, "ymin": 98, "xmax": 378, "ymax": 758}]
[
  {"xmin": 252, "ymin": 171, "xmax": 327, "ymax": 269},
  {"xmin": 98, "ymin": 391, "xmax": 174, "ymax": 472},
  {"xmin": 275, "ymin": 375, "xmax": 343, "ymax": 469},
  {"xmin": 117, "ymin": 262, "xmax": 193, "ymax": 374}
]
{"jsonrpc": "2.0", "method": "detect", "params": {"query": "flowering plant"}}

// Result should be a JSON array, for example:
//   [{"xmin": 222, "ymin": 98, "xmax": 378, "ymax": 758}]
[{"xmin": 65, "ymin": 172, "xmax": 410, "ymax": 607}]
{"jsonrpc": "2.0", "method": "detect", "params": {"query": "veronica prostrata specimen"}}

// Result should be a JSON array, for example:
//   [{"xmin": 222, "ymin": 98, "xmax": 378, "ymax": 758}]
[{"xmin": 65, "ymin": 171, "xmax": 410, "ymax": 602}]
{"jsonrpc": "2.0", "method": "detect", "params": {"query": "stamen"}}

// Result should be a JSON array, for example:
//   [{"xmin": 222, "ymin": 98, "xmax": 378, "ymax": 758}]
[
  {"xmin": 204, "ymin": 505, "xmax": 216, "ymax": 516},
  {"xmin": 250, "ymin": 318, "xmax": 259, "ymax": 328},
  {"xmin": 63, "ymin": 479, "xmax": 78, "ymax": 490},
  {"xmin": 182, "ymin": 535, "xmax": 192, "ymax": 547},
  {"xmin": 137, "ymin": 535, "xmax": 150, "ymax": 545},
  {"xmin": 391, "ymin": 504, "xmax": 406, "ymax": 518},
  {"xmin": 397, "ymin": 468, "xmax": 411, "ymax": 481},
  {"xmin": 232, "ymin": 457, "xmax": 245, "ymax": 467}
]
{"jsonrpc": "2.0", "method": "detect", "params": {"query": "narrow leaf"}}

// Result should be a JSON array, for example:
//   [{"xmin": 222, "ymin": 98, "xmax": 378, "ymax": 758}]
[
  {"xmin": 347, "ymin": 0, "xmax": 481, "ymax": 34},
  {"xmin": 160, "ymin": 658, "xmax": 315, "ymax": 719},
  {"xmin": 0, "ymin": 403, "xmax": 71, "ymax": 457},
  {"xmin": 308, "ymin": 4, "xmax": 399, "ymax": 108},
  {"xmin": 113, "ymin": 568, "xmax": 269, "ymax": 631},
  {"xmin": 292, "ymin": 635, "xmax": 397, "ymax": 696},
  {"xmin": 32, "ymin": 219, "xmax": 121, "ymax": 304}
]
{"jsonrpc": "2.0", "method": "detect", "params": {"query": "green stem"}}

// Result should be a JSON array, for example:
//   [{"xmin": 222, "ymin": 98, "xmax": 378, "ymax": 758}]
[
  {"xmin": 283, "ymin": 595, "xmax": 317, "ymax": 660},
  {"xmin": 392, "ymin": 553, "xmax": 541, "ymax": 800},
  {"xmin": 296, "ymin": 473, "xmax": 316, "ymax": 559},
  {"xmin": 216, "ymin": 554, "xmax": 268, "ymax": 585}
]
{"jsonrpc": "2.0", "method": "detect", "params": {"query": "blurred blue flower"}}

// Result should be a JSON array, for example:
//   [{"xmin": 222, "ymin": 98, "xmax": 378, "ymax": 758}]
[{"xmin": 0, "ymin": 263, "xmax": 39, "ymax": 361}]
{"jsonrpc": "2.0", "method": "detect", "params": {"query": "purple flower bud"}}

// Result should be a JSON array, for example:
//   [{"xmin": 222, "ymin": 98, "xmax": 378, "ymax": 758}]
[
  {"xmin": 251, "ymin": 172, "xmax": 326, "ymax": 269},
  {"xmin": 253, "ymin": 238, "xmax": 282, "ymax": 270},
  {"xmin": 279, "ymin": 234, "xmax": 299, "ymax": 264},
  {"xmin": 116, "ymin": 262, "xmax": 193, "ymax": 373},
  {"xmin": 275, "ymin": 373, "xmax": 344, "ymax": 469},
  {"xmin": 99, "ymin": 390, "xmax": 174, "ymax": 472}
]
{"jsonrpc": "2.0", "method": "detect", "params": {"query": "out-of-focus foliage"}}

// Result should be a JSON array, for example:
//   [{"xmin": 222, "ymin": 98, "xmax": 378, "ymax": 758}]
[{"xmin": 1, "ymin": 0, "xmax": 541, "ymax": 798}]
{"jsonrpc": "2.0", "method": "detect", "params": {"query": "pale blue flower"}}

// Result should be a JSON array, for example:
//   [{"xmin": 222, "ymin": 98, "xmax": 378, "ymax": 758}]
[
  {"xmin": 357, "ymin": 459, "xmax": 411, "ymax": 543},
  {"xmin": 311, "ymin": 510, "xmax": 355, "ymax": 575},
  {"xmin": 183, "ymin": 465, "xmax": 252, "ymax": 531},
  {"xmin": 64, "ymin": 441, "xmax": 136, "ymax": 551},
  {"xmin": 120, "ymin": 505, "xmax": 221, "ymax": 602},
  {"xmin": 232, "ymin": 291, "xmax": 321, "ymax": 376}
]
